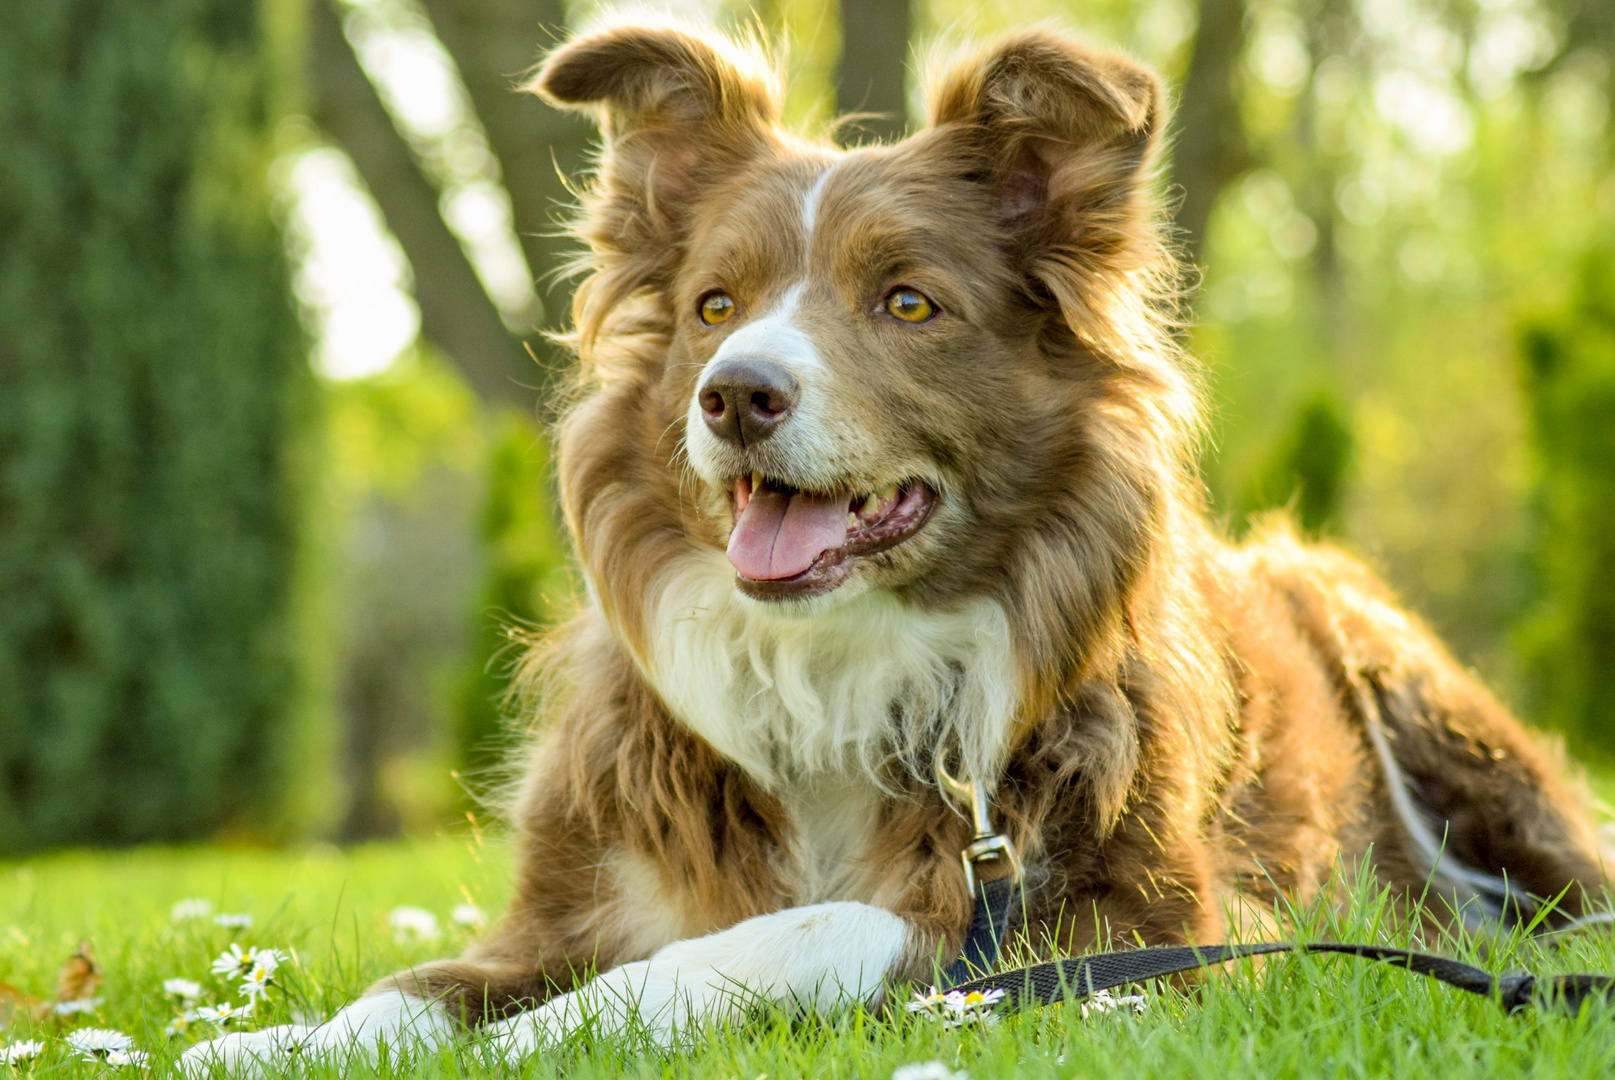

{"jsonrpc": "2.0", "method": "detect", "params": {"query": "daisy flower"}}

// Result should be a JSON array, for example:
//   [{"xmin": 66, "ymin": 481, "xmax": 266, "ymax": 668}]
[
  {"xmin": 212, "ymin": 913, "xmax": 253, "ymax": 930},
  {"xmin": 65, "ymin": 1029, "xmax": 135, "ymax": 1060},
  {"xmin": 905, "ymin": 986, "xmax": 948, "ymax": 1012},
  {"xmin": 52, "ymin": 997, "xmax": 104, "ymax": 1016},
  {"xmin": 170, "ymin": 898, "xmax": 213, "ymax": 922},
  {"xmin": 907, "ymin": 985, "xmax": 1007, "ymax": 1028},
  {"xmin": 210, "ymin": 943, "xmax": 252, "ymax": 978},
  {"xmin": 164, "ymin": 1010, "xmax": 202, "ymax": 1038},
  {"xmin": 162, "ymin": 978, "xmax": 203, "ymax": 1002},
  {"xmin": 940, "ymin": 987, "xmax": 1006, "ymax": 1027},
  {"xmin": 892, "ymin": 1063, "xmax": 970, "ymax": 1080},
  {"xmin": 944, "ymin": 987, "xmax": 1005, "ymax": 1012},
  {"xmin": 388, "ymin": 906, "xmax": 440, "ymax": 943},
  {"xmin": 240, "ymin": 948, "xmax": 285, "ymax": 982},
  {"xmin": 105, "ymin": 1049, "xmax": 149, "ymax": 1068},
  {"xmin": 238, "ymin": 962, "xmax": 277, "ymax": 999},
  {"xmin": 450, "ymin": 903, "xmax": 486, "ymax": 929},
  {"xmin": 1, "ymin": 1039, "xmax": 45, "ymax": 1065},
  {"xmin": 211, "ymin": 944, "xmax": 284, "ymax": 981},
  {"xmin": 195, "ymin": 1000, "xmax": 255, "ymax": 1026},
  {"xmin": 1079, "ymin": 988, "xmax": 1147, "ymax": 1018}
]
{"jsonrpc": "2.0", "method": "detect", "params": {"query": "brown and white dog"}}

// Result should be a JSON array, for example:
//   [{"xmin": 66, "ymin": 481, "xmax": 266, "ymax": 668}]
[{"xmin": 186, "ymin": 19, "xmax": 1606, "ymax": 1070}]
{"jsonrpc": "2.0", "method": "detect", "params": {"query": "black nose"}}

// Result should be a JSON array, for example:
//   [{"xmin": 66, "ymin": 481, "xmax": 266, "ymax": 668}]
[{"xmin": 698, "ymin": 358, "xmax": 799, "ymax": 447}]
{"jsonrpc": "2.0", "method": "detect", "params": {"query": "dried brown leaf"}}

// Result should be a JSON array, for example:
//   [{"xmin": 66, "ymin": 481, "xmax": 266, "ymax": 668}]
[
  {"xmin": 53, "ymin": 940, "xmax": 101, "ymax": 1004},
  {"xmin": 0, "ymin": 980, "xmax": 48, "ymax": 1026}
]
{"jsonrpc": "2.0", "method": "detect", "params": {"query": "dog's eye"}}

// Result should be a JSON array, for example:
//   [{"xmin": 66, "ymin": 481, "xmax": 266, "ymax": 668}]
[
  {"xmin": 884, "ymin": 289, "xmax": 936, "ymax": 323},
  {"xmin": 699, "ymin": 292, "xmax": 735, "ymax": 325}
]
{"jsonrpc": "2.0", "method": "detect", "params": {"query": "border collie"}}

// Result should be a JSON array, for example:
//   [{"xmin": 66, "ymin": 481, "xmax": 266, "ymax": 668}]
[{"xmin": 185, "ymin": 19, "xmax": 1604, "ymax": 1071}]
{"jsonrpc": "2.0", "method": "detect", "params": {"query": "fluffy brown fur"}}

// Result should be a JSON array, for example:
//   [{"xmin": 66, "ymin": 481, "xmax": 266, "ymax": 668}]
[{"xmin": 385, "ymin": 22, "xmax": 1606, "ymax": 1026}]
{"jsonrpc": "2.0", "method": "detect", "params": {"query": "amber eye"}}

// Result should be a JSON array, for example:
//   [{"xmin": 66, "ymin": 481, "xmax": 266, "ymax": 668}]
[
  {"xmin": 699, "ymin": 291, "xmax": 735, "ymax": 325},
  {"xmin": 884, "ymin": 288, "xmax": 936, "ymax": 323}
]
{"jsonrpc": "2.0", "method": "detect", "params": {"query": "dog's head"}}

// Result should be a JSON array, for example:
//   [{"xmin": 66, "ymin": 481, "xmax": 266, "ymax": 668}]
[{"xmin": 537, "ymin": 23, "xmax": 1197, "ymax": 652}]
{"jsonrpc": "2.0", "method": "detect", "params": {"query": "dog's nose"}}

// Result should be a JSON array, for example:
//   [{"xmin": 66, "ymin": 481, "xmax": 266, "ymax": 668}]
[{"xmin": 698, "ymin": 359, "xmax": 799, "ymax": 446}]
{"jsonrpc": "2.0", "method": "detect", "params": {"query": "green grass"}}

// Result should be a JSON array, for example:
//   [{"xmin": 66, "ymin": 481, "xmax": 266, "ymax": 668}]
[{"xmin": 4, "ymin": 830, "xmax": 1615, "ymax": 1078}]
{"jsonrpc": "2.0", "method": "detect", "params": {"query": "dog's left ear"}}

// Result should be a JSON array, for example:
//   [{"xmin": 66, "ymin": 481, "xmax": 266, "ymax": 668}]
[{"xmin": 926, "ymin": 32, "xmax": 1162, "ymax": 277}]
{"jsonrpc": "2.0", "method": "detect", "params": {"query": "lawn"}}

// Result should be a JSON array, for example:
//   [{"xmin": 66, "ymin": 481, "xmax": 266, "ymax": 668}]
[{"xmin": 4, "ymin": 824, "xmax": 1615, "ymax": 1078}]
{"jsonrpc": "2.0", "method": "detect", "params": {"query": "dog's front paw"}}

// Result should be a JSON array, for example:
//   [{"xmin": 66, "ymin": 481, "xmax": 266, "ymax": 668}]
[
  {"xmin": 179, "ymin": 991, "xmax": 455, "ymax": 1075},
  {"xmin": 179, "ymin": 1025, "xmax": 314, "ymax": 1077},
  {"xmin": 482, "ymin": 959, "xmax": 691, "ymax": 1060},
  {"xmin": 481, "ymin": 1010, "xmax": 549, "ymax": 1063}
]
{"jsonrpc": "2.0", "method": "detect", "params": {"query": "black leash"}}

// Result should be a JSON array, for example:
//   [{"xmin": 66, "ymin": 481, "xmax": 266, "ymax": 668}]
[
  {"xmin": 937, "ymin": 873, "xmax": 1615, "ymax": 1017},
  {"xmin": 950, "ymin": 938, "xmax": 1615, "ymax": 1017},
  {"xmin": 940, "ymin": 876, "xmax": 1020, "ymax": 986}
]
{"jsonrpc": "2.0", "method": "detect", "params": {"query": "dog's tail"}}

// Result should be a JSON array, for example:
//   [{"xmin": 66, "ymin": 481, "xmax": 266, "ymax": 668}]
[{"xmin": 1351, "ymin": 672, "xmax": 1531, "ymax": 928}]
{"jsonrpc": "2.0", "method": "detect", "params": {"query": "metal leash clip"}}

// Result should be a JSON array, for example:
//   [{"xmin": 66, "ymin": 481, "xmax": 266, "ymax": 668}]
[{"xmin": 936, "ymin": 757, "xmax": 1023, "ymax": 896}]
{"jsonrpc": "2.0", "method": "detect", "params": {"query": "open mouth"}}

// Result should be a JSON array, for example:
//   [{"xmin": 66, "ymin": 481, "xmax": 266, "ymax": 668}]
[{"xmin": 725, "ymin": 474, "xmax": 938, "ymax": 599}]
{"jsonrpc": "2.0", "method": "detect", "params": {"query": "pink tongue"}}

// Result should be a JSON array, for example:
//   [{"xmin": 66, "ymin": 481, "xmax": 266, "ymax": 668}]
[{"xmin": 727, "ymin": 486, "xmax": 850, "ymax": 580}]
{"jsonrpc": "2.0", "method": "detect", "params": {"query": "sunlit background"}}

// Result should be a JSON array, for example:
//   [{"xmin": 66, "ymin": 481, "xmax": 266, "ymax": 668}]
[{"xmin": 2, "ymin": 0, "xmax": 1612, "ymax": 852}]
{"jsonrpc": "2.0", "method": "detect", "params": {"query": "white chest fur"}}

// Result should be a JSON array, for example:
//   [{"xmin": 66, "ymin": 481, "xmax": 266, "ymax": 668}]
[
  {"xmin": 777, "ymin": 777, "xmax": 883, "ymax": 902},
  {"xmin": 633, "ymin": 552, "xmax": 1019, "ymax": 793}
]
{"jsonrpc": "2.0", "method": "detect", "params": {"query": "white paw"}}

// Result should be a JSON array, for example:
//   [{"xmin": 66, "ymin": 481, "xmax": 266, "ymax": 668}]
[
  {"xmin": 179, "ymin": 1025, "xmax": 313, "ymax": 1077},
  {"xmin": 486, "ymin": 902, "xmax": 909, "ymax": 1059},
  {"xmin": 482, "ymin": 958, "xmax": 670, "ymax": 1059},
  {"xmin": 179, "ymin": 991, "xmax": 455, "ymax": 1075}
]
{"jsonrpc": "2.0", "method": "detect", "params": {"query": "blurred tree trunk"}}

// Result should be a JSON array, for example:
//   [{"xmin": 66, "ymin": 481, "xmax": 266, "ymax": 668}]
[
  {"xmin": 309, "ymin": 0, "xmax": 533, "ymax": 409},
  {"xmin": 1296, "ymin": 0, "xmax": 1357, "ymax": 354},
  {"xmin": 422, "ymin": 0, "xmax": 591, "ymax": 385},
  {"xmin": 1172, "ymin": 0, "xmax": 1250, "ymax": 271},
  {"xmin": 836, "ymin": 0, "xmax": 910, "ymax": 142}
]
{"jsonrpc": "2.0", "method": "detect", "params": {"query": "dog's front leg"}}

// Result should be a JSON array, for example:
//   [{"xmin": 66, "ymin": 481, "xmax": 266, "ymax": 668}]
[
  {"xmin": 486, "ymin": 900, "xmax": 912, "ymax": 1055},
  {"xmin": 178, "ymin": 982, "xmax": 456, "ymax": 1076}
]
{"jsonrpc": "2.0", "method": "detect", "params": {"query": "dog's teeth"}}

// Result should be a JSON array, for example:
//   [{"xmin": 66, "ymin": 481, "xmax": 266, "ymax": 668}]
[
  {"xmin": 848, "ymin": 512, "xmax": 859, "ymax": 528},
  {"xmin": 751, "ymin": 471, "xmax": 763, "ymax": 492},
  {"xmin": 878, "ymin": 483, "xmax": 899, "ymax": 503},
  {"xmin": 861, "ymin": 493, "xmax": 880, "ymax": 517}
]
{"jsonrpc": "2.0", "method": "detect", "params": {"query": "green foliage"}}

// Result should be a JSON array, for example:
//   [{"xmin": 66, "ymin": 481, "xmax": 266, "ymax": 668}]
[
  {"xmin": 1238, "ymin": 390, "xmax": 1355, "ymax": 535},
  {"xmin": 312, "ymin": 353, "xmax": 569, "ymax": 834},
  {"xmin": 1517, "ymin": 245, "xmax": 1615, "ymax": 757},
  {"xmin": 317, "ymin": 350, "xmax": 485, "ymax": 839},
  {"xmin": 456, "ymin": 412, "xmax": 572, "ymax": 780},
  {"xmin": 0, "ymin": 1, "xmax": 309, "ymax": 851}
]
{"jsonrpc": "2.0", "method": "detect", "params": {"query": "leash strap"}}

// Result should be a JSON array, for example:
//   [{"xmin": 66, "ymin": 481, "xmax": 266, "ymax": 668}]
[
  {"xmin": 944, "ymin": 940, "xmax": 1615, "ymax": 1016},
  {"xmin": 940, "ymin": 875, "xmax": 1021, "ymax": 986},
  {"xmin": 932, "ymin": 761, "xmax": 1613, "ymax": 1016}
]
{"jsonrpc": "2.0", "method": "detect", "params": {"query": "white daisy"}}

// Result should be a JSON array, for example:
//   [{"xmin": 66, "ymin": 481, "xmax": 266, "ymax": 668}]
[
  {"xmin": 210, "ymin": 943, "xmax": 252, "ymax": 978},
  {"xmin": 64, "ymin": 1029, "xmax": 135, "ymax": 1059},
  {"xmin": 162, "ymin": 978, "xmax": 203, "ymax": 1002},
  {"xmin": 1079, "ymin": 988, "xmax": 1148, "ymax": 1018},
  {"xmin": 238, "ymin": 962, "xmax": 277, "ymax": 999},
  {"xmin": 105, "ymin": 1049, "xmax": 149, "ymax": 1068},
  {"xmin": 943, "ymin": 987, "xmax": 1005, "ymax": 1013},
  {"xmin": 195, "ymin": 1000, "xmax": 255, "ymax": 1025},
  {"xmin": 212, "ymin": 913, "xmax": 253, "ymax": 930},
  {"xmin": 907, "ymin": 985, "xmax": 1007, "ymax": 1028},
  {"xmin": 210, "ymin": 944, "xmax": 283, "ymax": 981},
  {"xmin": 1, "ymin": 1040, "xmax": 45, "ymax": 1065},
  {"xmin": 893, "ymin": 1062, "xmax": 970, "ymax": 1080},
  {"xmin": 937, "ymin": 987, "xmax": 1006, "ymax": 1028},
  {"xmin": 52, "ymin": 997, "xmax": 104, "ymax": 1015},
  {"xmin": 164, "ymin": 1010, "xmax": 200, "ymax": 1038},
  {"xmin": 388, "ymin": 906, "xmax": 440, "ymax": 943},
  {"xmin": 450, "ymin": 903, "xmax": 486, "ymax": 929},
  {"xmin": 170, "ymin": 898, "xmax": 213, "ymax": 922}
]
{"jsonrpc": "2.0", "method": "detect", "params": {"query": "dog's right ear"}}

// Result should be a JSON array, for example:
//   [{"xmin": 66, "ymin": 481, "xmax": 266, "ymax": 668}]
[{"xmin": 532, "ymin": 25, "xmax": 780, "ymax": 264}]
